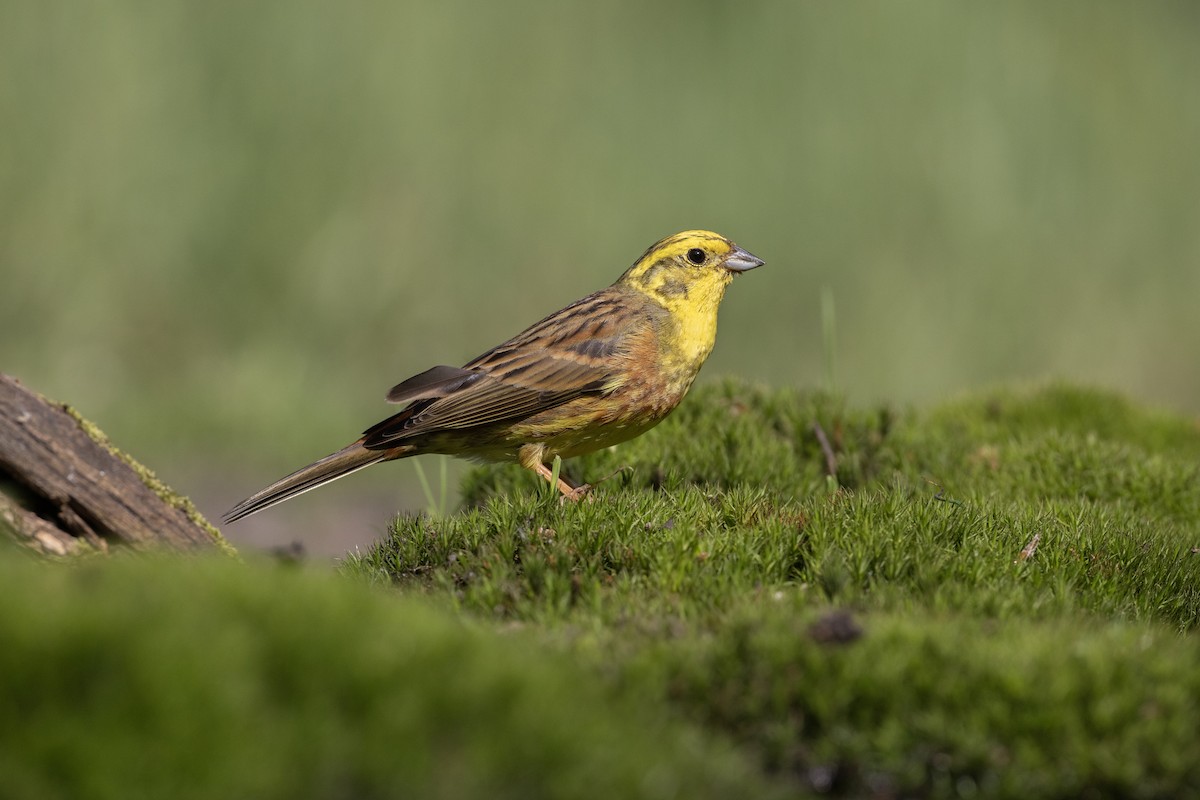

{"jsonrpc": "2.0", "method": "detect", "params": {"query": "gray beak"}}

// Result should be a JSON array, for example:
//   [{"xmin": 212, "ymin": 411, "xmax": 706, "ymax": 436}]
[{"xmin": 724, "ymin": 245, "xmax": 765, "ymax": 273}]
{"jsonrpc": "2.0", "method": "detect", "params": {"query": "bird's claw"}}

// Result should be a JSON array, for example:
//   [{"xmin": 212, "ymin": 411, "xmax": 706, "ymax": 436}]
[{"xmin": 559, "ymin": 483, "xmax": 594, "ymax": 504}]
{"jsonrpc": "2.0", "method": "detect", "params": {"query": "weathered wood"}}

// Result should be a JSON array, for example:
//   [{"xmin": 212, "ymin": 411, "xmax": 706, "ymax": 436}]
[
  {"xmin": 0, "ymin": 373, "xmax": 223, "ymax": 554},
  {"xmin": 0, "ymin": 489, "xmax": 88, "ymax": 556}
]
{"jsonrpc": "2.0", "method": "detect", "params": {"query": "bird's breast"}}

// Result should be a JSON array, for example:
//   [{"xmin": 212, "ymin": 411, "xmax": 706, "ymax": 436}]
[{"xmin": 658, "ymin": 299, "xmax": 720, "ymax": 384}]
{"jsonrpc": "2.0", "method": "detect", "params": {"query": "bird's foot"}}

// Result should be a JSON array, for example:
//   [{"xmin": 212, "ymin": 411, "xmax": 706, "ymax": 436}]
[{"xmin": 559, "ymin": 483, "xmax": 593, "ymax": 504}]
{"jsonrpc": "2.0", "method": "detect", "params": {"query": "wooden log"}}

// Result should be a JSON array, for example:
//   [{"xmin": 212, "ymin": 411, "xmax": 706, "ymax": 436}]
[{"xmin": 0, "ymin": 373, "xmax": 226, "ymax": 555}]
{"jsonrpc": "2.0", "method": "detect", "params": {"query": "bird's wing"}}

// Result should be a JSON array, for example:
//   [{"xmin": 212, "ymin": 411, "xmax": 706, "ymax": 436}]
[{"xmin": 362, "ymin": 287, "xmax": 658, "ymax": 448}]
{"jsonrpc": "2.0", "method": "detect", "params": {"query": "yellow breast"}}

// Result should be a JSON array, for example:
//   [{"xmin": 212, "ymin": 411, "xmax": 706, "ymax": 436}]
[{"xmin": 654, "ymin": 273, "xmax": 729, "ymax": 386}]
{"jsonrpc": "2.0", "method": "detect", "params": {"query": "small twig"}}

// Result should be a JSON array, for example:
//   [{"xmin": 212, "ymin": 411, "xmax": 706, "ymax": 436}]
[
  {"xmin": 926, "ymin": 479, "xmax": 963, "ymax": 508},
  {"xmin": 555, "ymin": 465, "xmax": 631, "ymax": 505},
  {"xmin": 1016, "ymin": 532, "xmax": 1041, "ymax": 563},
  {"xmin": 811, "ymin": 421, "xmax": 838, "ymax": 479},
  {"xmin": 593, "ymin": 464, "xmax": 633, "ymax": 487}
]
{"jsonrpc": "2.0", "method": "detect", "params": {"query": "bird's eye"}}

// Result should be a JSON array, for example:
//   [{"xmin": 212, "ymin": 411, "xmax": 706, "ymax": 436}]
[{"xmin": 686, "ymin": 248, "xmax": 706, "ymax": 265}]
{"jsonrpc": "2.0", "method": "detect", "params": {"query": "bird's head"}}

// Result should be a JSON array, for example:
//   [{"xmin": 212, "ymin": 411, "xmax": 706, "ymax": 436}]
[{"xmin": 616, "ymin": 230, "xmax": 763, "ymax": 311}]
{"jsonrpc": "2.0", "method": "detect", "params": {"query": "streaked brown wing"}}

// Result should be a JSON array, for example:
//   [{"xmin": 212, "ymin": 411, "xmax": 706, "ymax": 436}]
[{"xmin": 362, "ymin": 286, "xmax": 656, "ymax": 448}]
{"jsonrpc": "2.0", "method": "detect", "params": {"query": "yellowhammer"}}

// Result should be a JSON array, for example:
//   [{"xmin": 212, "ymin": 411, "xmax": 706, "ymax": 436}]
[{"xmin": 223, "ymin": 230, "xmax": 762, "ymax": 523}]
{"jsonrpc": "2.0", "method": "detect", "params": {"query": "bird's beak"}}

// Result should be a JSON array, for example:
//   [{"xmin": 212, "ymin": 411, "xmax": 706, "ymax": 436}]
[{"xmin": 724, "ymin": 246, "xmax": 765, "ymax": 273}]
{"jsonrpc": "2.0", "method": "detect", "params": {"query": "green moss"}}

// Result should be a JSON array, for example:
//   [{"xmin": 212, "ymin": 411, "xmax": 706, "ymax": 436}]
[
  {"xmin": 0, "ymin": 555, "xmax": 777, "ymax": 800},
  {"xmin": 358, "ymin": 381, "xmax": 1200, "ymax": 631},
  {"xmin": 656, "ymin": 607, "xmax": 1200, "ymax": 797},
  {"xmin": 343, "ymin": 381, "xmax": 1200, "ymax": 797},
  {"xmin": 5, "ymin": 382, "xmax": 1197, "ymax": 798}
]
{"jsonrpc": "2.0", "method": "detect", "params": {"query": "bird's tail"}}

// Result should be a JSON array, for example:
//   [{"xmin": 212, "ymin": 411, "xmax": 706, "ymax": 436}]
[{"xmin": 222, "ymin": 440, "xmax": 397, "ymax": 524}]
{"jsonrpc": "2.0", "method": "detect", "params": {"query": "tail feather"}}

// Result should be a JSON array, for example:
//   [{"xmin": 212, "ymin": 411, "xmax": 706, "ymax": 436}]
[{"xmin": 222, "ymin": 441, "xmax": 394, "ymax": 524}]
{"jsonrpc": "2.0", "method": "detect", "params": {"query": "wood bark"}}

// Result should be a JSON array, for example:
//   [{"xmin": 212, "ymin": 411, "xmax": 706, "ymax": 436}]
[{"xmin": 0, "ymin": 373, "xmax": 221, "ymax": 555}]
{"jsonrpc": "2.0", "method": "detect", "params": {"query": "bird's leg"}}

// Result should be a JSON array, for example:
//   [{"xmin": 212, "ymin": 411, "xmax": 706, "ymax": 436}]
[
  {"xmin": 519, "ymin": 444, "xmax": 591, "ymax": 501},
  {"xmin": 532, "ymin": 460, "xmax": 592, "ymax": 502},
  {"xmin": 559, "ymin": 479, "xmax": 593, "ymax": 503}
]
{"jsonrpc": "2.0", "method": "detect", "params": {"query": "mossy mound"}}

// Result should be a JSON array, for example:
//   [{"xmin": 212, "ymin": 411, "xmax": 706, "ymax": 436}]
[
  {"xmin": 0, "ymin": 553, "xmax": 776, "ymax": 800},
  {"xmin": 349, "ymin": 381, "xmax": 1200, "ymax": 797},
  {"xmin": 3, "ymin": 381, "xmax": 1197, "ymax": 798}
]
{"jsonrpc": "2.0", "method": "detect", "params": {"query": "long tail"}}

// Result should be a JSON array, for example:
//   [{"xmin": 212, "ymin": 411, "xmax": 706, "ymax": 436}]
[{"xmin": 222, "ymin": 441, "xmax": 399, "ymax": 524}]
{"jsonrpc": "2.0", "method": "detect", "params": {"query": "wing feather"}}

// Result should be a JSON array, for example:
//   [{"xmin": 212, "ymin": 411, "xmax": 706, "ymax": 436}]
[
  {"xmin": 362, "ymin": 286, "xmax": 658, "ymax": 449},
  {"xmin": 386, "ymin": 365, "xmax": 482, "ymax": 404}
]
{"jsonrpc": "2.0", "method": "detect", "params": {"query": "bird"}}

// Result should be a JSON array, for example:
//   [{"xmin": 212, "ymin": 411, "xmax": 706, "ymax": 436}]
[{"xmin": 222, "ymin": 230, "xmax": 762, "ymax": 523}]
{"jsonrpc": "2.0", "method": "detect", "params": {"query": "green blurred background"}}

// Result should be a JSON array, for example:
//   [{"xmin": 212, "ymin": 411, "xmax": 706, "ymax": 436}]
[{"xmin": 3, "ymin": 2, "xmax": 1198, "ymax": 547}]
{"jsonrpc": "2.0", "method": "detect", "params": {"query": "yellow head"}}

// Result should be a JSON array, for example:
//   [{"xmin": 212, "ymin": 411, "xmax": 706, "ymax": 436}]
[
  {"xmin": 617, "ymin": 230, "xmax": 763, "ymax": 309},
  {"xmin": 616, "ymin": 230, "xmax": 763, "ymax": 380}
]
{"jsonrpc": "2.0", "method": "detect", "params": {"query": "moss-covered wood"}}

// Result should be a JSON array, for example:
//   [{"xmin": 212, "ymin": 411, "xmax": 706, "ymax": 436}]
[{"xmin": 0, "ymin": 374, "xmax": 224, "ymax": 555}]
